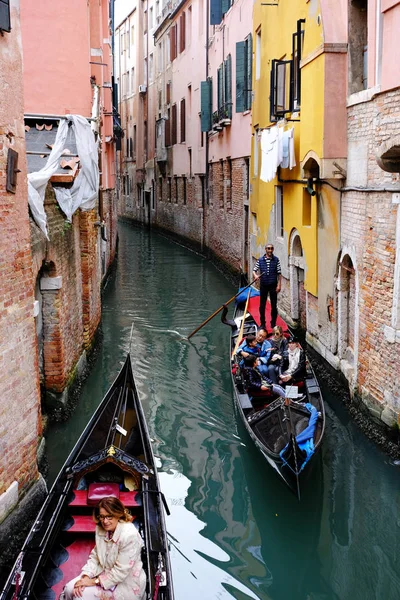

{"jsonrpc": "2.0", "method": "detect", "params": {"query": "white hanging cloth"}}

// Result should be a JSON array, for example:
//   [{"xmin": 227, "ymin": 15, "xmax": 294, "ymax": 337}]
[
  {"xmin": 260, "ymin": 125, "xmax": 296, "ymax": 183},
  {"xmin": 27, "ymin": 115, "xmax": 99, "ymax": 239}
]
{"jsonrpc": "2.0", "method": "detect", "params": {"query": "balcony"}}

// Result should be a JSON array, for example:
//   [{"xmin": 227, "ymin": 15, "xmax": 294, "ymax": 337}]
[{"xmin": 212, "ymin": 103, "xmax": 232, "ymax": 131}]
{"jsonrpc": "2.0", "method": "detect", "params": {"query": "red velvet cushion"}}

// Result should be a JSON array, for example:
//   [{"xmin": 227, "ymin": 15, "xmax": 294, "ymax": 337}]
[{"xmin": 87, "ymin": 483, "xmax": 120, "ymax": 506}]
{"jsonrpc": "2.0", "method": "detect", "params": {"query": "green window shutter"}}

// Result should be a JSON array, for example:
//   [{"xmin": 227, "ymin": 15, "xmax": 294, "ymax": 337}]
[
  {"xmin": 224, "ymin": 55, "xmax": 232, "ymax": 118},
  {"xmin": 245, "ymin": 33, "xmax": 253, "ymax": 110},
  {"xmin": 0, "ymin": 0, "xmax": 11, "ymax": 32},
  {"xmin": 200, "ymin": 79, "xmax": 212, "ymax": 132},
  {"xmin": 221, "ymin": 0, "xmax": 230, "ymax": 15},
  {"xmin": 236, "ymin": 41, "xmax": 245, "ymax": 113},
  {"xmin": 210, "ymin": 0, "xmax": 222, "ymax": 25},
  {"xmin": 217, "ymin": 65, "xmax": 223, "ymax": 110}
]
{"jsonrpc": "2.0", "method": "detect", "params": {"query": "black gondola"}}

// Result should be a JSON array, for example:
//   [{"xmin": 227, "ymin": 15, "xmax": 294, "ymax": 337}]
[
  {"xmin": 223, "ymin": 287, "xmax": 325, "ymax": 500},
  {"xmin": 1, "ymin": 354, "xmax": 174, "ymax": 600}
]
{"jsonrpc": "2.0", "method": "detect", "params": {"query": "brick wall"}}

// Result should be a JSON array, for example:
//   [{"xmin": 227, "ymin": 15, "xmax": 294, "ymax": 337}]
[
  {"xmin": 342, "ymin": 88, "xmax": 400, "ymax": 423},
  {"xmin": 0, "ymin": 2, "xmax": 41, "ymax": 499}
]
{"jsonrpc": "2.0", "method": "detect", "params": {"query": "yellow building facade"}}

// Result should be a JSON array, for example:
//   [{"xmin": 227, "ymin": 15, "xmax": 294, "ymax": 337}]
[{"xmin": 250, "ymin": 0, "xmax": 347, "ymax": 358}]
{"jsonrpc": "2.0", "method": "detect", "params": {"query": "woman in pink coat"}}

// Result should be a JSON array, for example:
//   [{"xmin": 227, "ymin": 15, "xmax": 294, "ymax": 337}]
[{"xmin": 61, "ymin": 497, "xmax": 146, "ymax": 600}]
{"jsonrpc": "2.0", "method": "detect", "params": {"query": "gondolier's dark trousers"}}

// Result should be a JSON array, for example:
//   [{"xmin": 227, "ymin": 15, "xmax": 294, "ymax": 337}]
[{"xmin": 259, "ymin": 284, "xmax": 278, "ymax": 330}]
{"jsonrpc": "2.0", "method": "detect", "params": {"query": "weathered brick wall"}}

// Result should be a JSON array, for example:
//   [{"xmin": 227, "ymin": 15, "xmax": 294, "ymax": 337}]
[
  {"xmin": 0, "ymin": 2, "xmax": 41, "ymax": 499},
  {"xmin": 118, "ymin": 157, "xmax": 247, "ymax": 273},
  {"xmin": 31, "ymin": 186, "xmax": 107, "ymax": 396},
  {"xmin": 343, "ymin": 88, "xmax": 400, "ymax": 422},
  {"xmin": 205, "ymin": 158, "xmax": 246, "ymax": 271}
]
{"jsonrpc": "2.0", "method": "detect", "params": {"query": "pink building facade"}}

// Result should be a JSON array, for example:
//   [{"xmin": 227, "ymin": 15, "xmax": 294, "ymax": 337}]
[{"xmin": 117, "ymin": 0, "xmax": 252, "ymax": 273}]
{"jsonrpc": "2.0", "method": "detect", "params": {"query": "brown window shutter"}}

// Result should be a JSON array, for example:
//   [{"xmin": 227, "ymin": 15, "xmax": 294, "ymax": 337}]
[
  {"xmin": 180, "ymin": 98, "xmax": 186, "ymax": 142},
  {"xmin": 170, "ymin": 25, "xmax": 177, "ymax": 61},
  {"xmin": 166, "ymin": 82, "xmax": 171, "ymax": 104},
  {"xmin": 180, "ymin": 13, "xmax": 186, "ymax": 53},
  {"xmin": 171, "ymin": 104, "xmax": 177, "ymax": 145}
]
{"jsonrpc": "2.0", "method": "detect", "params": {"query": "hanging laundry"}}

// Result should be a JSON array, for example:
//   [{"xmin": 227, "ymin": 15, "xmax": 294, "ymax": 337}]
[{"xmin": 260, "ymin": 126, "xmax": 279, "ymax": 183}]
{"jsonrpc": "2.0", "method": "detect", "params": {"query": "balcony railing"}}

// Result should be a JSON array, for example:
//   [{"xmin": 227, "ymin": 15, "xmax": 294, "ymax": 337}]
[{"xmin": 212, "ymin": 103, "xmax": 233, "ymax": 130}]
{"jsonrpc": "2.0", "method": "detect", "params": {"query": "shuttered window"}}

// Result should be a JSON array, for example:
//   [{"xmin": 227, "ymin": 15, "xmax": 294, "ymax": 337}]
[
  {"xmin": 166, "ymin": 108, "xmax": 171, "ymax": 146},
  {"xmin": 179, "ymin": 13, "xmax": 186, "ymax": 53},
  {"xmin": 200, "ymin": 79, "xmax": 212, "ymax": 132},
  {"xmin": 210, "ymin": 0, "xmax": 223, "ymax": 25},
  {"xmin": 0, "ymin": 0, "xmax": 11, "ymax": 32},
  {"xmin": 217, "ymin": 66, "xmax": 224, "ymax": 111},
  {"xmin": 224, "ymin": 54, "xmax": 232, "ymax": 118},
  {"xmin": 236, "ymin": 35, "xmax": 252, "ymax": 113},
  {"xmin": 180, "ymin": 98, "xmax": 186, "ymax": 142},
  {"xmin": 171, "ymin": 104, "xmax": 177, "ymax": 145},
  {"xmin": 169, "ymin": 25, "xmax": 177, "ymax": 62},
  {"xmin": 210, "ymin": 0, "xmax": 231, "ymax": 24}
]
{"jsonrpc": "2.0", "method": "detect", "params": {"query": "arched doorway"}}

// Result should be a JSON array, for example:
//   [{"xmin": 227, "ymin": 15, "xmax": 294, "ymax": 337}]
[
  {"xmin": 289, "ymin": 230, "xmax": 306, "ymax": 328},
  {"xmin": 337, "ymin": 252, "xmax": 357, "ymax": 371}
]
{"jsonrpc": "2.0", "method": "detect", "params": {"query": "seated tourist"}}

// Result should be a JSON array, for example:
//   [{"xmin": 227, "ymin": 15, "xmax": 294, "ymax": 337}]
[
  {"xmin": 260, "ymin": 325, "xmax": 289, "ymax": 383},
  {"xmin": 242, "ymin": 355, "xmax": 286, "ymax": 398},
  {"xmin": 236, "ymin": 325, "xmax": 265, "ymax": 355},
  {"xmin": 279, "ymin": 336, "xmax": 306, "ymax": 385}
]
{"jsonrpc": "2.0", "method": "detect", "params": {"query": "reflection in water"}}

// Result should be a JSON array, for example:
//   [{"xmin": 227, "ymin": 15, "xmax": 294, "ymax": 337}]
[
  {"xmin": 45, "ymin": 224, "xmax": 400, "ymax": 600},
  {"xmin": 159, "ymin": 469, "xmax": 261, "ymax": 600}
]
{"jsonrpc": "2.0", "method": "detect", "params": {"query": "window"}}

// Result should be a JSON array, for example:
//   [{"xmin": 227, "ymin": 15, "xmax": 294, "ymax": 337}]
[
  {"xmin": 256, "ymin": 29, "xmax": 261, "ymax": 80},
  {"xmin": 149, "ymin": 54, "xmax": 154, "ymax": 82},
  {"xmin": 236, "ymin": 34, "xmax": 252, "ymax": 112},
  {"xmin": 133, "ymin": 126, "xmax": 137, "ymax": 158},
  {"xmin": 170, "ymin": 25, "xmax": 177, "ymax": 62},
  {"xmin": 292, "ymin": 19, "xmax": 305, "ymax": 110},
  {"xmin": 227, "ymin": 158, "xmax": 232, "ymax": 210},
  {"xmin": 210, "ymin": 0, "xmax": 232, "ymax": 25},
  {"xmin": 144, "ymin": 10, "xmax": 147, "ymax": 34},
  {"xmin": 149, "ymin": 7, "xmax": 153, "ymax": 29},
  {"xmin": 183, "ymin": 177, "xmax": 187, "ymax": 204},
  {"xmin": 171, "ymin": 104, "xmax": 177, "ymax": 145},
  {"xmin": 168, "ymin": 177, "xmax": 172, "ymax": 201},
  {"xmin": 219, "ymin": 159, "xmax": 224, "ymax": 208},
  {"xmin": 131, "ymin": 25, "xmax": 135, "ymax": 46},
  {"xmin": 270, "ymin": 59, "xmax": 293, "ymax": 120},
  {"xmin": 275, "ymin": 186, "xmax": 283, "ymax": 238},
  {"xmin": 131, "ymin": 68, "xmax": 135, "ymax": 94},
  {"xmin": 348, "ymin": 0, "xmax": 368, "ymax": 94},
  {"xmin": 175, "ymin": 176, "xmax": 179, "ymax": 203},
  {"xmin": 302, "ymin": 188, "xmax": 312, "ymax": 226},
  {"xmin": 200, "ymin": 78, "xmax": 213, "ymax": 131},
  {"xmin": 166, "ymin": 108, "xmax": 171, "ymax": 146},
  {"xmin": 180, "ymin": 98, "xmax": 186, "ymax": 143},
  {"xmin": 253, "ymin": 131, "xmax": 259, "ymax": 177},
  {"xmin": 166, "ymin": 81, "xmax": 171, "ymax": 104},
  {"xmin": 187, "ymin": 6, "xmax": 192, "ymax": 47},
  {"xmin": 0, "ymin": 0, "xmax": 11, "ymax": 32},
  {"xmin": 179, "ymin": 12, "xmax": 186, "ymax": 53},
  {"xmin": 159, "ymin": 177, "xmax": 163, "ymax": 201}
]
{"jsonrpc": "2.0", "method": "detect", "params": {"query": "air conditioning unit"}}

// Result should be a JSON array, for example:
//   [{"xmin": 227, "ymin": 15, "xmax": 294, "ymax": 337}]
[{"xmin": 138, "ymin": 84, "xmax": 147, "ymax": 94}]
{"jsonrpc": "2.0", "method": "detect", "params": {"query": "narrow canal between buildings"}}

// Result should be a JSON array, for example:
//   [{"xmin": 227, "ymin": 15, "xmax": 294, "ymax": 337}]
[{"xmin": 45, "ymin": 222, "xmax": 400, "ymax": 600}]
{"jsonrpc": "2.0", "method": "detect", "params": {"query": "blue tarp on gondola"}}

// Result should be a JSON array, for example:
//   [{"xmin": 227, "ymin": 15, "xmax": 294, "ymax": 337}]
[
  {"xmin": 279, "ymin": 402, "xmax": 318, "ymax": 473},
  {"xmin": 235, "ymin": 286, "xmax": 260, "ymax": 304}
]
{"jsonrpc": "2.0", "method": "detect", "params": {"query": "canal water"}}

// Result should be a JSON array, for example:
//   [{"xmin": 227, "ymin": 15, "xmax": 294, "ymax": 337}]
[{"xmin": 46, "ymin": 222, "xmax": 400, "ymax": 600}]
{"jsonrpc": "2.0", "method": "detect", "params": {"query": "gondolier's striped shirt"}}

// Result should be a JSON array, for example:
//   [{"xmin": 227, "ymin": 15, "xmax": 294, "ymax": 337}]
[{"xmin": 253, "ymin": 254, "xmax": 281, "ymax": 286}]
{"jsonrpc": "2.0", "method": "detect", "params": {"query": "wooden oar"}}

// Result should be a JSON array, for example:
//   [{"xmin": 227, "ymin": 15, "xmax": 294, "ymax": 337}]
[
  {"xmin": 187, "ymin": 276, "xmax": 259, "ymax": 340},
  {"xmin": 231, "ymin": 288, "xmax": 251, "ymax": 359}
]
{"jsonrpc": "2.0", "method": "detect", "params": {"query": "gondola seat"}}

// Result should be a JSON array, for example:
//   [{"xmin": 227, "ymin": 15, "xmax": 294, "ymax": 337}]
[
  {"xmin": 87, "ymin": 482, "xmax": 120, "ymax": 505},
  {"xmin": 70, "ymin": 489, "xmax": 142, "ymax": 508}
]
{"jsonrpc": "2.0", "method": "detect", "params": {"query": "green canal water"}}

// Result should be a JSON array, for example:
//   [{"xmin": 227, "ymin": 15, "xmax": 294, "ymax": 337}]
[{"xmin": 46, "ymin": 222, "xmax": 400, "ymax": 600}]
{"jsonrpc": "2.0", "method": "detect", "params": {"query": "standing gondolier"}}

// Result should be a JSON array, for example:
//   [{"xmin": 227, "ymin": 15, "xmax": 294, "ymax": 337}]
[{"xmin": 253, "ymin": 243, "xmax": 281, "ymax": 330}]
